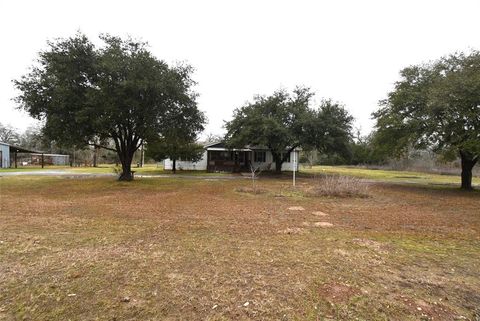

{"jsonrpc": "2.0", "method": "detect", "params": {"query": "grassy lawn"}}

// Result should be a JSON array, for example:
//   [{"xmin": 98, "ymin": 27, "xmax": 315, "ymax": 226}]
[
  {"xmin": 0, "ymin": 175, "xmax": 479, "ymax": 320},
  {"xmin": 0, "ymin": 166, "xmax": 73, "ymax": 172},
  {"xmin": 302, "ymin": 165, "xmax": 480, "ymax": 187},
  {"xmin": 0, "ymin": 164, "xmax": 232, "ymax": 176}
]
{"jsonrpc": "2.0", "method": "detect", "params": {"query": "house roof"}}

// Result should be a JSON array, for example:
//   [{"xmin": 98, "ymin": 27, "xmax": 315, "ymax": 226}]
[
  {"xmin": 204, "ymin": 141, "xmax": 301, "ymax": 152},
  {"xmin": 203, "ymin": 141, "xmax": 223, "ymax": 148}
]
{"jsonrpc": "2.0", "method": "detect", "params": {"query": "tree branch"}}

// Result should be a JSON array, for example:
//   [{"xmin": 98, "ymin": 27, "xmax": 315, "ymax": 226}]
[{"xmin": 87, "ymin": 142, "xmax": 117, "ymax": 152}]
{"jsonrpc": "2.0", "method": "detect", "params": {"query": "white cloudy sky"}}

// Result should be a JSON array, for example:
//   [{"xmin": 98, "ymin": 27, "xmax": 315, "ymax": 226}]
[{"xmin": 1, "ymin": 0, "xmax": 480, "ymax": 137}]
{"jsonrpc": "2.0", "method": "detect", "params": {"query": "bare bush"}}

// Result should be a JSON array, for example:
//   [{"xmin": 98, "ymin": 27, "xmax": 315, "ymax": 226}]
[{"xmin": 307, "ymin": 175, "xmax": 370, "ymax": 198}]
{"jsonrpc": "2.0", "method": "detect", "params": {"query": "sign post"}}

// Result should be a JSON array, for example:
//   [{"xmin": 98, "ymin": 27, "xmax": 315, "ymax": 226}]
[{"xmin": 292, "ymin": 150, "xmax": 296, "ymax": 187}]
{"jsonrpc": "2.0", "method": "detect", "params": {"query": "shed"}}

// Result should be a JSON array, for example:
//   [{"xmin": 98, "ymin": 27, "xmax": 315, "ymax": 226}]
[
  {"xmin": 0, "ymin": 142, "xmax": 68, "ymax": 168},
  {"xmin": 0, "ymin": 142, "xmax": 9, "ymax": 168}
]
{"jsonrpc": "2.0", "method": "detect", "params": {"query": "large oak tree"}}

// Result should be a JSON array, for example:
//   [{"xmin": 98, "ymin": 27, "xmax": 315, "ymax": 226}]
[
  {"xmin": 373, "ymin": 51, "xmax": 480, "ymax": 190},
  {"xmin": 225, "ymin": 87, "xmax": 353, "ymax": 173},
  {"xmin": 15, "ymin": 33, "xmax": 205, "ymax": 180}
]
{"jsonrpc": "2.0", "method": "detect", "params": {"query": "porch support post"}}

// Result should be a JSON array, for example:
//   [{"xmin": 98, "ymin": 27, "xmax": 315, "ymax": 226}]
[
  {"xmin": 14, "ymin": 151, "xmax": 17, "ymax": 168},
  {"xmin": 41, "ymin": 153, "xmax": 44, "ymax": 168}
]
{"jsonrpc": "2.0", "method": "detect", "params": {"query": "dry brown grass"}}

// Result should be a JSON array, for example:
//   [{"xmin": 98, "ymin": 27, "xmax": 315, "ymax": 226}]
[
  {"xmin": 234, "ymin": 186, "xmax": 268, "ymax": 194},
  {"xmin": 306, "ymin": 174, "xmax": 371, "ymax": 198},
  {"xmin": 0, "ymin": 176, "xmax": 479, "ymax": 321}
]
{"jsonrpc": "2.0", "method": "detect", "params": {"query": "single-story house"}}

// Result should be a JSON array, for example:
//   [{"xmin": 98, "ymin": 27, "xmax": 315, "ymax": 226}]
[{"xmin": 163, "ymin": 142, "xmax": 300, "ymax": 172}]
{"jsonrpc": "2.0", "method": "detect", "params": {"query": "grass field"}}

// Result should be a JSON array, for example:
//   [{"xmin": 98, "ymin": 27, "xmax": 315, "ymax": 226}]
[
  {"xmin": 302, "ymin": 165, "xmax": 480, "ymax": 187},
  {"xmin": 0, "ymin": 164, "xmax": 231, "ymax": 176},
  {"xmin": 1, "ymin": 174, "xmax": 479, "ymax": 320}
]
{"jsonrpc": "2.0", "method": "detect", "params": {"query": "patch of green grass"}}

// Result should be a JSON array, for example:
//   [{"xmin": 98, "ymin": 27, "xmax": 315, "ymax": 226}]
[
  {"xmin": 302, "ymin": 165, "xmax": 480, "ymax": 187},
  {"xmin": 0, "ymin": 164, "xmax": 233, "ymax": 176},
  {"xmin": 0, "ymin": 166, "xmax": 72, "ymax": 172}
]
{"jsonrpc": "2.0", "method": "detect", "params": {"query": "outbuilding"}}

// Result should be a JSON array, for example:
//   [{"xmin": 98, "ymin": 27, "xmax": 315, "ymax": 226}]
[
  {"xmin": 0, "ymin": 142, "xmax": 43, "ymax": 168},
  {"xmin": 0, "ymin": 142, "xmax": 9, "ymax": 168},
  {"xmin": 0, "ymin": 142, "xmax": 69, "ymax": 168}
]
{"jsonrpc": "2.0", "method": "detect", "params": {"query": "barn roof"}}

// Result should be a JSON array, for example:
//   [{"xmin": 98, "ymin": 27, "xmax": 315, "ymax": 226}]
[{"xmin": 0, "ymin": 142, "xmax": 43, "ymax": 154}]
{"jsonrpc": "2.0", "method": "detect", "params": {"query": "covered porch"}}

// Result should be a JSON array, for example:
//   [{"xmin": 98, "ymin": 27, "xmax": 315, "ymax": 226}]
[{"xmin": 207, "ymin": 149, "xmax": 252, "ymax": 172}]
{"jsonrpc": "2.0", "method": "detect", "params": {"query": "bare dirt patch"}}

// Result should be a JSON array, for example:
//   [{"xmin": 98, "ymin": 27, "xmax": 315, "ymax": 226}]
[
  {"xmin": 317, "ymin": 282, "xmax": 360, "ymax": 304},
  {"xmin": 352, "ymin": 238, "xmax": 390, "ymax": 254},
  {"xmin": 304, "ymin": 221, "xmax": 334, "ymax": 227},
  {"xmin": 313, "ymin": 222, "xmax": 334, "ymax": 227},
  {"xmin": 288, "ymin": 206, "xmax": 305, "ymax": 211},
  {"xmin": 312, "ymin": 211, "xmax": 329, "ymax": 216},
  {"xmin": 277, "ymin": 227, "xmax": 306, "ymax": 234},
  {"xmin": 399, "ymin": 296, "xmax": 458, "ymax": 321}
]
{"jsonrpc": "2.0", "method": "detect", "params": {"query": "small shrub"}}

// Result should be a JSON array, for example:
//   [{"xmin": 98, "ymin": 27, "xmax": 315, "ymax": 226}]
[{"xmin": 307, "ymin": 175, "xmax": 370, "ymax": 198}]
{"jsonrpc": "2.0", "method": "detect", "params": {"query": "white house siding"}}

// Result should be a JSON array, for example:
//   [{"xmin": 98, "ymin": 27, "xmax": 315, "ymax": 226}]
[
  {"xmin": 0, "ymin": 143, "xmax": 10, "ymax": 168},
  {"xmin": 251, "ymin": 150, "xmax": 299, "ymax": 171},
  {"xmin": 281, "ymin": 150, "xmax": 300, "ymax": 171},
  {"xmin": 163, "ymin": 150, "xmax": 299, "ymax": 172},
  {"xmin": 163, "ymin": 151, "xmax": 208, "ymax": 170}
]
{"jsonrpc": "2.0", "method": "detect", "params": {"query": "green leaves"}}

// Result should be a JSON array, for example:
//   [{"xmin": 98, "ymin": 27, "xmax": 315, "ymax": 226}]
[
  {"xmin": 225, "ymin": 87, "xmax": 353, "ymax": 171},
  {"xmin": 15, "ymin": 33, "xmax": 204, "ymax": 149},
  {"xmin": 14, "ymin": 33, "xmax": 205, "ymax": 180},
  {"xmin": 374, "ymin": 51, "xmax": 480, "ymax": 159},
  {"xmin": 374, "ymin": 51, "xmax": 480, "ymax": 188}
]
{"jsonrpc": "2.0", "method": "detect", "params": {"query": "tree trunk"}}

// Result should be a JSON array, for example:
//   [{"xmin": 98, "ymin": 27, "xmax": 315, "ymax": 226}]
[
  {"xmin": 271, "ymin": 152, "xmax": 283, "ymax": 174},
  {"xmin": 275, "ymin": 159, "xmax": 282, "ymax": 173},
  {"xmin": 93, "ymin": 146, "xmax": 98, "ymax": 167},
  {"xmin": 172, "ymin": 158, "xmax": 176, "ymax": 174},
  {"xmin": 118, "ymin": 150, "xmax": 135, "ymax": 181},
  {"xmin": 460, "ymin": 150, "xmax": 478, "ymax": 190}
]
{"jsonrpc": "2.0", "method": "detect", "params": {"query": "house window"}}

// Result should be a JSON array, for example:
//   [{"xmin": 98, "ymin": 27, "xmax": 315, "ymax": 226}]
[
  {"xmin": 254, "ymin": 151, "xmax": 266, "ymax": 162},
  {"xmin": 282, "ymin": 152, "xmax": 291, "ymax": 163},
  {"xmin": 210, "ymin": 151, "xmax": 234, "ymax": 161}
]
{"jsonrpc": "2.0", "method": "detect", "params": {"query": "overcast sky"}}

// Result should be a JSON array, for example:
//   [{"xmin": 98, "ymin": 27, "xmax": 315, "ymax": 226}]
[{"xmin": 1, "ymin": 0, "xmax": 480, "ymax": 138}]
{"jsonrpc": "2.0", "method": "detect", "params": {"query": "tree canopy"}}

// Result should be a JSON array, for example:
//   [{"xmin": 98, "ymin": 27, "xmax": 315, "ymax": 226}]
[
  {"xmin": 146, "ymin": 139, "xmax": 204, "ymax": 173},
  {"xmin": 225, "ymin": 87, "xmax": 353, "ymax": 172},
  {"xmin": 15, "ymin": 33, "xmax": 205, "ymax": 180},
  {"xmin": 0, "ymin": 123, "xmax": 21, "ymax": 145},
  {"xmin": 373, "ymin": 51, "xmax": 480, "ymax": 189}
]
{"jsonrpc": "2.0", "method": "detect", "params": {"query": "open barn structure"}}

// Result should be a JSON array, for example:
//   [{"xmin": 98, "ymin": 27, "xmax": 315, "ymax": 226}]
[{"xmin": 0, "ymin": 142, "xmax": 69, "ymax": 168}]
